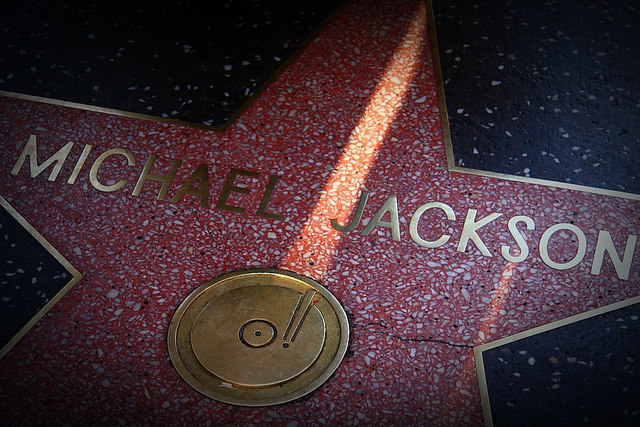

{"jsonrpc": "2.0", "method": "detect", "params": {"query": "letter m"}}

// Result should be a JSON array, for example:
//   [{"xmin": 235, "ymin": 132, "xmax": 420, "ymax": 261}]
[{"xmin": 11, "ymin": 135, "xmax": 74, "ymax": 181}]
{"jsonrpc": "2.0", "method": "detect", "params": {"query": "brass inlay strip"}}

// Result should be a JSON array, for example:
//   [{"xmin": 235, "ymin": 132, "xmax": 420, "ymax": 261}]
[
  {"xmin": 424, "ymin": 0, "xmax": 640, "ymax": 201},
  {"xmin": 0, "ymin": 1, "xmax": 348, "ymax": 134},
  {"xmin": 0, "ymin": 195, "xmax": 83, "ymax": 360},
  {"xmin": 474, "ymin": 295, "xmax": 640, "ymax": 427}
]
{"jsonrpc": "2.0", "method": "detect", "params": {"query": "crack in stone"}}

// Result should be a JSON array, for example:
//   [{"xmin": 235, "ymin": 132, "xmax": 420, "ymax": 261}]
[{"xmin": 355, "ymin": 321, "xmax": 473, "ymax": 349}]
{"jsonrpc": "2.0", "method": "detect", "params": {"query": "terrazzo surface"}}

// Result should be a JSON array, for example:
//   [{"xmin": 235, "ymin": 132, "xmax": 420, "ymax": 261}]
[
  {"xmin": 0, "ymin": 0, "xmax": 639, "ymax": 425},
  {"xmin": 480, "ymin": 300, "xmax": 640, "ymax": 426},
  {"xmin": 0, "ymin": 0, "xmax": 342, "ymax": 127},
  {"xmin": 0, "ymin": 199, "xmax": 76, "ymax": 353},
  {"xmin": 432, "ymin": 0, "xmax": 640, "ymax": 195}
]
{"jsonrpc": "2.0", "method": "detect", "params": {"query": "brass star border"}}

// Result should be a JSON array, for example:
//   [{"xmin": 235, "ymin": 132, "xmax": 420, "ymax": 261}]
[
  {"xmin": 0, "ymin": 2, "xmax": 347, "ymax": 133},
  {"xmin": 425, "ymin": 1, "xmax": 639, "ymax": 202},
  {"xmin": 0, "ymin": 195, "xmax": 83, "ymax": 360},
  {"xmin": 474, "ymin": 295, "xmax": 640, "ymax": 426}
]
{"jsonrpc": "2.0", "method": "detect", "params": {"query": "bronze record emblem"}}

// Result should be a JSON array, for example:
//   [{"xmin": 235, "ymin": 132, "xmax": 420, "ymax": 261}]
[{"xmin": 167, "ymin": 269, "xmax": 350, "ymax": 406}]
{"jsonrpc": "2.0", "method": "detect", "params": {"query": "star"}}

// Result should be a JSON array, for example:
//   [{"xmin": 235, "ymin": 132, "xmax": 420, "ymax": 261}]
[{"xmin": 0, "ymin": 0, "xmax": 637, "ymax": 424}]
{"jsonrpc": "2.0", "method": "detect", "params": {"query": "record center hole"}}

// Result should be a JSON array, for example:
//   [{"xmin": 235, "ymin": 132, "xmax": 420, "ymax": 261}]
[
  {"xmin": 283, "ymin": 343, "xmax": 289, "ymax": 348},
  {"xmin": 238, "ymin": 319, "xmax": 277, "ymax": 348}
]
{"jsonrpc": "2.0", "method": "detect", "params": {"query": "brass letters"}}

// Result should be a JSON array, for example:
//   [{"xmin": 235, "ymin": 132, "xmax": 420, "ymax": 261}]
[{"xmin": 9, "ymin": 135, "xmax": 638, "ymax": 280}]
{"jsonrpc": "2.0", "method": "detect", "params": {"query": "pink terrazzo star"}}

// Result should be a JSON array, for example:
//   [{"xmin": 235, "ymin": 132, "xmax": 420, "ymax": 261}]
[{"xmin": 0, "ymin": 0, "xmax": 637, "ymax": 425}]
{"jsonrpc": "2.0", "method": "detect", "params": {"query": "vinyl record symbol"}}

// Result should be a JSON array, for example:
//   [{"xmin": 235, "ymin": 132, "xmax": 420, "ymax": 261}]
[{"xmin": 167, "ymin": 269, "xmax": 349, "ymax": 406}]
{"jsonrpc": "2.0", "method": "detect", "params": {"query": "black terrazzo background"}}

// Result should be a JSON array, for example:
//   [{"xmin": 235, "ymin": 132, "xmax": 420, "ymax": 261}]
[
  {"xmin": 0, "ymin": 204, "xmax": 74, "ymax": 351},
  {"xmin": 482, "ymin": 302, "xmax": 640, "ymax": 426},
  {"xmin": 433, "ymin": 0, "xmax": 640, "ymax": 195},
  {"xmin": 0, "ymin": 0, "xmax": 341, "ymax": 127}
]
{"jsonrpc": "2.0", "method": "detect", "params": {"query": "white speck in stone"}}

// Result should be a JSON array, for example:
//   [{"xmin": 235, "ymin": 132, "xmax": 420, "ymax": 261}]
[
  {"xmin": 224, "ymin": 64, "xmax": 233, "ymax": 71},
  {"xmin": 242, "ymin": 60, "xmax": 250, "ymax": 66},
  {"xmin": 415, "ymin": 96, "xmax": 427, "ymax": 103},
  {"xmin": 593, "ymin": 162, "xmax": 600, "ymax": 167},
  {"xmin": 505, "ymin": 131, "xmax": 512, "ymax": 137},
  {"xmin": 101, "ymin": 379, "xmax": 110, "ymax": 387},
  {"xmin": 528, "ymin": 357, "xmax": 535, "ymax": 365},
  {"xmin": 106, "ymin": 289, "xmax": 119, "ymax": 299},
  {"xmin": 513, "ymin": 372, "xmax": 521, "ymax": 377},
  {"xmin": 114, "ymin": 308, "xmax": 123, "ymax": 316},
  {"xmin": 274, "ymin": 56, "xmax": 282, "ymax": 61},
  {"xmin": 473, "ymin": 148, "xmax": 479, "ymax": 154},
  {"xmin": 524, "ymin": 168, "xmax": 530, "ymax": 174},
  {"xmin": 267, "ymin": 232, "xmax": 277, "ymax": 239},
  {"xmin": 456, "ymin": 108, "xmax": 464, "ymax": 114},
  {"xmin": 454, "ymin": 56, "xmax": 461, "ymax": 62},
  {"xmin": 485, "ymin": 107, "xmax": 493, "ymax": 114},
  {"xmin": 491, "ymin": 80, "xmax": 502, "ymax": 86}
]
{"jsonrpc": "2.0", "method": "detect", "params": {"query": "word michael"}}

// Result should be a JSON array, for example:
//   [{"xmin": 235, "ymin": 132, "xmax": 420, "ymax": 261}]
[{"xmin": 11, "ymin": 135, "xmax": 285, "ymax": 221}]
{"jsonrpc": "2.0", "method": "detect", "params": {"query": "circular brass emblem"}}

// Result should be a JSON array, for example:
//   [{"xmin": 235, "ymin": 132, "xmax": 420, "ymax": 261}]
[{"xmin": 167, "ymin": 269, "xmax": 350, "ymax": 406}]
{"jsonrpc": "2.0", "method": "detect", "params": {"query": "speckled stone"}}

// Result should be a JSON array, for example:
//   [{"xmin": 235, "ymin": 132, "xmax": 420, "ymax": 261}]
[
  {"xmin": 432, "ymin": 0, "xmax": 640, "ymax": 195},
  {"xmin": 0, "ymin": 200, "xmax": 76, "ymax": 351},
  {"xmin": 0, "ymin": 0, "xmax": 342, "ymax": 127},
  {"xmin": 0, "ymin": 0, "xmax": 638, "ymax": 425},
  {"xmin": 481, "ymin": 300, "xmax": 640, "ymax": 426}
]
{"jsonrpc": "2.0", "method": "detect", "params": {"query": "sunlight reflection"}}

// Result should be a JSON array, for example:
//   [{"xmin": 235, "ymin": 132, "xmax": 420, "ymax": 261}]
[
  {"xmin": 280, "ymin": 2, "xmax": 427, "ymax": 278},
  {"xmin": 455, "ymin": 259, "xmax": 519, "ymax": 411}
]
